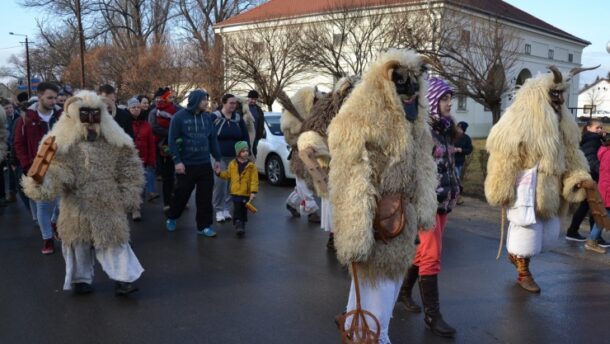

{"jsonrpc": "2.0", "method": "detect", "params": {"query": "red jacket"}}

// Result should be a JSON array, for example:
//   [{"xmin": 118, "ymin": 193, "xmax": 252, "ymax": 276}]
[
  {"xmin": 597, "ymin": 146, "xmax": 610, "ymax": 207},
  {"xmin": 13, "ymin": 105, "xmax": 62, "ymax": 171},
  {"xmin": 132, "ymin": 119, "xmax": 156, "ymax": 167}
]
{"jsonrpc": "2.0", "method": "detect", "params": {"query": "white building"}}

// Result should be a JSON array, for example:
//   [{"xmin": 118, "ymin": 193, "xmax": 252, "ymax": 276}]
[
  {"xmin": 216, "ymin": 0, "xmax": 590, "ymax": 138},
  {"xmin": 577, "ymin": 78, "xmax": 610, "ymax": 117}
]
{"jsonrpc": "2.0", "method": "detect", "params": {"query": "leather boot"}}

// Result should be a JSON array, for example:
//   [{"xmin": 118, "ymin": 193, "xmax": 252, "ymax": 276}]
[
  {"xmin": 509, "ymin": 254, "xmax": 540, "ymax": 293},
  {"xmin": 418, "ymin": 275, "xmax": 456, "ymax": 337},
  {"xmin": 399, "ymin": 265, "xmax": 421, "ymax": 313}
]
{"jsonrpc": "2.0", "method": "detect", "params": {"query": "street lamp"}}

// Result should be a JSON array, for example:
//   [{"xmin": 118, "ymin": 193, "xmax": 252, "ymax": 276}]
[{"xmin": 9, "ymin": 32, "xmax": 32, "ymax": 99}]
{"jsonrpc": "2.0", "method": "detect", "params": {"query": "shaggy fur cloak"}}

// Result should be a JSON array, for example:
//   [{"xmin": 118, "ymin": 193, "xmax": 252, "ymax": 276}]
[
  {"xmin": 22, "ymin": 90, "xmax": 145, "ymax": 248},
  {"xmin": 0, "ymin": 106, "xmax": 7, "ymax": 161},
  {"xmin": 280, "ymin": 87, "xmax": 319, "ymax": 147},
  {"xmin": 327, "ymin": 49, "xmax": 438, "ymax": 282},
  {"xmin": 237, "ymin": 96, "xmax": 256, "ymax": 148},
  {"xmin": 485, "ymin": 71, "xmax": 590, "ymax": 219},
  {"xmin": 295, "ymin": 76, "xmax": 360, "ymax": 197}
]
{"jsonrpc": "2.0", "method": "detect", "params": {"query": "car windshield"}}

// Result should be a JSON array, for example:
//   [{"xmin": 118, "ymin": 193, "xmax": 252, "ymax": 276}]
[{"xmin": 265, "ymin": 115, "xmax": 283, "ymax": 136}]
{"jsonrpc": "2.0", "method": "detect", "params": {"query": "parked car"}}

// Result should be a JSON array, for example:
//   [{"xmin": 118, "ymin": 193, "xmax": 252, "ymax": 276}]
[{"xmin": 255, "ymin": 112, "xmax": 295, "ymax": 186}]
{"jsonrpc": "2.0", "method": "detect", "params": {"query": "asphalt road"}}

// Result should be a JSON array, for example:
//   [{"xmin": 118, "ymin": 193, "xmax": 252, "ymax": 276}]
[{"xmin": 0, "ymin": 181, "xmax": 609, "ymax": 344}]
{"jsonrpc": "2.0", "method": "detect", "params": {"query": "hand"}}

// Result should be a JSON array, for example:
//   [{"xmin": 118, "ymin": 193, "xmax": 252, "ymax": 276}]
[
  {"xmin": 214, "ymin": 165, "xmax": 221, "ymax": 174},
  {"xmin": 249, "ymin": 193, "xmax": 256, "ymax": 201},
  {"xmin": 455, "ymin": 147, "xmax": 462, "ymax": 153},
  {"xmin": 213, "ymin": 161, "xmax": 221, "ymax": 172},
  {"xmin": 175, "ymin": 163, "xmax": 185, "ymax": 174}
]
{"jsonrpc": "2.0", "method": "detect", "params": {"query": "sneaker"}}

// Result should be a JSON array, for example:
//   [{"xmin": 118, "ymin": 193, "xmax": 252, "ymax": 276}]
[
  {"xmin": 115, "ymin": 281, "xmax": 139, "ymax": 296},
  {"xmin": 216, "ymin": 211, "xmax": 226, "ymax": 223},
  {"xmin": 235, "ymin": 221, "xmax": 245, "ymax": 237},
  {"xmin": 41, "ymin": 239, "xmax": 54, "ymax": 255},
  {"xmin": 132, "ymin": 210, "xmax": 142, "ymax": 222},
  {"xmin": 565, "ymin": 232, "xmax": 587, "ymax": 242},
  {"xmin": 597, "ymin": 238, "xmax": 610, "ymax": 248},
  {"xmin": 197, "ymin": 227, "xmax": 217, "ymax": 237},
  {"xmin": 286, "ymin": 204, "xmax": 301, "ymax": 218},
  {"xmin": 147, "ymin": 192, "xmax": 160, "ymax": 202},
  {"xmin": 223, "ymin": 210, "xmax": 232, "ymax": 221},
  {"xmin": 73, "ymin": 282, "xmax": 94, "ymax": 295},
  {"xmin": 165, "ymin": 218, "xmax": 177, "ymax": 232},
  {"xmin": 585, "ymin": 239, "xmax": 607, "ymax": 254}
]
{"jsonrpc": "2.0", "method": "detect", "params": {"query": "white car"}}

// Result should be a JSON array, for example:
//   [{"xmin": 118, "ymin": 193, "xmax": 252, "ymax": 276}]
[{"xmin": 255, "ymin": 112, "xmax": 295, "ymax": 185}]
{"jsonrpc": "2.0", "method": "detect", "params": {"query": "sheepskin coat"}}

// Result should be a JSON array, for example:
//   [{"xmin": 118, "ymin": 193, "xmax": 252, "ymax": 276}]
[
  {"xmin": 0, "ymin": 107, "xmax": 7, "ymax": 160},
  {"xmin": 485, "ymin": 72, "xmax": 590, "ymax": 219},
  {"xmin": 280, "ymin": 87, "xmax": 318, "ymax": 147},
  {"xmin": 23, "ymin": 90, "xmax": 145, "ymax": 248},
  {"xmin": 327, "ymin": 49, "xmax": 438, "ymax": 283},
  {"xmin": 295, "ymin": 76, "xmax": 360, "ymax": 196}
]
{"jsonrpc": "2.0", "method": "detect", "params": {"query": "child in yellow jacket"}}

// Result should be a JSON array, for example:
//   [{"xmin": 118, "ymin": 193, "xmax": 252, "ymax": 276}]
[{"xmin": 214, "ymin": 141, "xmax": 258, "ymax": 236}]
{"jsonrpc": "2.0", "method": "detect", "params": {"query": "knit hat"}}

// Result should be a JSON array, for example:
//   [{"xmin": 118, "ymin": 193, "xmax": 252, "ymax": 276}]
[
  {"xmin": 235, "ymin": 141, "xmax": 249, "ymax": 154},
  {"xmin": 427, "ymin": 77, "xmax": 454, "ymax": 132},
  {"xmin": 457, "ymin": 121, "xmax": 469, "ymax": 132},
  {"xmin": 127, "ymin": 97, "xmax": 140, "ymax": 108},
  {"xmin": 247, "ymin": 90, "xmax": 259, "ymax": 99}
]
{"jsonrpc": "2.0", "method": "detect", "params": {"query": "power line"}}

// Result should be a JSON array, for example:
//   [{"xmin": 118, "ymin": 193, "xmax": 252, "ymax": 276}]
[{"xmin": 0, "ymin": 46, "xmax": 22, "ymax": 50}]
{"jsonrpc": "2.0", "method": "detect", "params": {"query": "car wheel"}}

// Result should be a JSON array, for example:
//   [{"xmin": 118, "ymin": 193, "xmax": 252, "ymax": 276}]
[{"xmin": 265, "ymin": 154, "xmax": 286, "ymax": 186}]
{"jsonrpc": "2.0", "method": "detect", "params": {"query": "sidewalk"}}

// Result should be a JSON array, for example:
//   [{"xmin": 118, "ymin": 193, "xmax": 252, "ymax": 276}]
[{"xmin": 452, "ymin": 196, "xmax": 610, "ymax": 266}]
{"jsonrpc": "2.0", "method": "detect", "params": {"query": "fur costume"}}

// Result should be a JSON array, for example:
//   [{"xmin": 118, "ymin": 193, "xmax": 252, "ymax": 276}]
[
  {"xmin": 0, "ymin": 106, "xmax": 7, "ymax": 161},
  {"xmin": 485, "ymin": 70, "xmax": 590, "ymax": 220},
  {"xmin": 237, "ymin": 96, "xmax": 256, "ymax": 148},
  {"xmin": 280, "ymin": 86, "xmax": 321, "ymax": 147},
  {"xmin": 328, "ymin": 49, "xmax": 438, "ymax": 283},
  {"xmin": 295, "ymin": 76, "xmax": 360, "ymax": 197},
  {"xmin": 22, "ymin": 90, "xmax": 145, "ymax": 249}
]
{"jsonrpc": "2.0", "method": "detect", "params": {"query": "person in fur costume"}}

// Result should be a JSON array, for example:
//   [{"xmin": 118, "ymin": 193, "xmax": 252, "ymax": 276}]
[
  {"xmin": 328, "ymin": 49, "xmax": 437, "ymax": 343},
  {"xmin": 485, "ymin": 65, "xmax": 596, "ymax": 293},
  {"xmin": 279, "ymin": 86, "xmax": 324, "ymax": 221},
  {"xmin": 22, "ymin": 90, "xmax": 145, "ymax": 296},
  {"xmin": 295, "ymin": 76, "xmax": 360, "ymax": 249}
]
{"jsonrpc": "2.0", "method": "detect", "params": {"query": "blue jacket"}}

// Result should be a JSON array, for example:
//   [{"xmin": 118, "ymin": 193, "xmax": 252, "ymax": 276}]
[
  {"xmin": 212, "ymin": 110, "xmax": 250, "ymax": 157},
  {"xmin": 168, "ymin": 90, "xmax": 221, "ymax": 166}
]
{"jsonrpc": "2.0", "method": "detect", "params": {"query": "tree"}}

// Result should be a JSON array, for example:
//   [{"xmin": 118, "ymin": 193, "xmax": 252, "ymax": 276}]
[
  {"xmin": 224, "ymin": 21, "xmax": 309, "ymax": 111},
  {"xmin": 584, "ymin": 85, "xmax": 606, "ymax": 115}
]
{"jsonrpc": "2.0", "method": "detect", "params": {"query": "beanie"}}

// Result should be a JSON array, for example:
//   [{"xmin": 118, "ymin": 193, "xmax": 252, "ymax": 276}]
[
  {"xmin": 235, "ymin": 141, "xmax": 249, "ymax": 154},
  {"xmin": 427, "ymin": 77, "xmax": 453, "ymax": 118},
  {"xmin": 127, "ymin": 97, "xmax": 140, "ymax": 108}
]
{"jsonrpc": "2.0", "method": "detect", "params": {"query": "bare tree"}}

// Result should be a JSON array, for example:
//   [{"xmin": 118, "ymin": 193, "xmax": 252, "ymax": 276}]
[
  {"xmin": 296, "ymin": 2, "xmax": 399, "ymax": 80},
  {"xmin": 224, "ymin": 21, "xmax": 309, "ymax": 110},
  {"xmin": 583, "ymin": 85, "xmax": 606, "ymax": 115}
]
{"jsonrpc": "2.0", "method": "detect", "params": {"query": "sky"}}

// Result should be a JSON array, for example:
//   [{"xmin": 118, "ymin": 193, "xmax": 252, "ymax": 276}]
[{"xmin": 1, "ymin": 0, "xmax": 608, "ymax": 86}]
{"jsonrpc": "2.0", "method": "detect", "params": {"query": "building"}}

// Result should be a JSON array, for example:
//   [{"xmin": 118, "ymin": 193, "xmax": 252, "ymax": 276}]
[
  {"xmin": 215, "ymin": 0, "xmax": 590, "ymax": 138},
  {"xmin": 577, "ymin": 78, "xmax": 610, "ymax": 118}
]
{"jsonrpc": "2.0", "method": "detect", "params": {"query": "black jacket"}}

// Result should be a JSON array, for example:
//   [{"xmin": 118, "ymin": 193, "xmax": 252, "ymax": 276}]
[
  {"xmin": 114, "ymin": 107, "xmax": 134, "ymax": 139},
  {"xmin": 454, "ymin": 133, "xmax": 473, "ymax": 166},
  {"xmin": 580, "ymin": 131, "xmax": 602, "ymax": 181}
]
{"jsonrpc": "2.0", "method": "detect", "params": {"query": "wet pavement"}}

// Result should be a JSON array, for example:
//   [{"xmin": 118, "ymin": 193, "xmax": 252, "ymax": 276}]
[{"xmin": 0, "ymin": 182, "xmax": 609, "ymax": 344}]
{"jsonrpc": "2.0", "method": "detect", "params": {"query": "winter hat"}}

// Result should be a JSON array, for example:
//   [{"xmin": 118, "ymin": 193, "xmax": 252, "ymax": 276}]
[
  {"xmin": 427, "ymin": 77, "xmax": 454, "ymax": 132},
  {"xmin": 457, "ymin": 121, "xmax": 469, "ymax": 132},
  {"xmin": 235, "ymin": 141, "xmax": 249, "ymax": 154},
  {"xmin": 247, "ymin": 90, "xmax": 259, "ymax": 99},
  {"xmin": 153, "ymin": 87, "xmax": 169, "ymax": 99},
  {"xmin": 127, "ymin": 97, "xmax": 140, "ymax": 108}
]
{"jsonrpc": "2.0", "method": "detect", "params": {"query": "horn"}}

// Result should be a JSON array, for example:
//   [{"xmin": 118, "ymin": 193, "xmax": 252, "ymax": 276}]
[
  {"xmin": 276, "ymin": 90, "xmax": 305, "ymax": 123},
  {"xmin": 569, "ymin": 64, "xmax": 601, "ymax": 78},
  {"xmin": 63, "ymin": 96, "xmax": 83, "ymax": 118},
  {"xmin": 420, "ymin": 54, "xmax": 441, "ymax": 71},
  {"xmin": 547, "ymin": 65, "xmax": 563, "ymax": 83},
  {"xmin": 382, "ymin": 60, "xmax": 400, "ymax": 81}
]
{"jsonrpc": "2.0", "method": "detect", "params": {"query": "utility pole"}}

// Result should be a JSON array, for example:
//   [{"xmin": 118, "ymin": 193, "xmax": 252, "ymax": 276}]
[
  {"xmin": 9, "ymin": 32, "xmax": 32, "ymax": 98},
  {"xmin": 76, "ymin": 0, "xmax": 86, "ymax": 88}
]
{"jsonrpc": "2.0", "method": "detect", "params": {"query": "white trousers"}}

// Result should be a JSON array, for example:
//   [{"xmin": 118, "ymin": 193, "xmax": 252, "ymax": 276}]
[
  {"xmin": 506, "ymin": 216, "xmax": 560, "ymax": 257},
  {"xmin": 62, "ymin": 242, "xmax": 144, "ymax": 290},
  {"xmin": 321, "ymin": 198, "xmax": 333, "ymax": 232},
  {"xmin": 345, "ymin": 277, "xmax": 403, "ymax": 344},
  {"xmin": 286, "ymin": 177, "xmax": 319, "ymax": 215}
]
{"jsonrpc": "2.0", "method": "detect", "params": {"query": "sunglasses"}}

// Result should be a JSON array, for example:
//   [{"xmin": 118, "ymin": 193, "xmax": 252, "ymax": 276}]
[{"xmin": 79, "ymin": 107, "xmax": 102, "ymax": 124}]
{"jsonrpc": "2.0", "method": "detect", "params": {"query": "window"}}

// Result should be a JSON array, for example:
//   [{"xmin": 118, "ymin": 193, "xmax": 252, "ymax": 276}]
[
  {"xmin": 333, "ymin": 33, "xmax": 343, "ymax": 46},
  {"xmin": 568, "ymin": 53, "xmax": 573, "ymax": 62},
  {"xmin": 548, "ymin": 49, "xmax": 554, "ymax": 60},
  {"xmin": 524, "ymin": 44, "xmax": 531, "ymax": 55},
  {"xmin": 460, "ymin": 30, "xmax": 470, "ymax": 47},
  {"xmin": 457, "ymin": 95, "xmax": 467, "ymax": 111}
]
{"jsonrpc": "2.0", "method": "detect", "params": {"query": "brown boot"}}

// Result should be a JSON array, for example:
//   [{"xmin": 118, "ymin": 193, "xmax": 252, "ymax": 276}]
[
  {"xmin": 584, "ymin": 239, "xmax": 607, "ymax": 254},
  {"xmin": 509, "ymin": 254, "xmax": 540, "ymax": 293},
  {"xmin": 399, "ymin": 265, "xmax": 421, "ymax": 313}
]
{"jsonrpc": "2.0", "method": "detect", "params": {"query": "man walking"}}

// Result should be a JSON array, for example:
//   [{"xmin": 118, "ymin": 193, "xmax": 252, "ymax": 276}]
[
  {"xmin": 246, "ymin": 90, "xmax": 265, "ymax": 157},
  {"xmin": 165, "ymin": 90, "xmax": 222, "ymax": 236}
]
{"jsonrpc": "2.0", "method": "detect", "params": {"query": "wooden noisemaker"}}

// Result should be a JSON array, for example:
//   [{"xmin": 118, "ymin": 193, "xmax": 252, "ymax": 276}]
[{"xmin": 27, "ymin": 136, "xmax": 58, "ymax": 184}]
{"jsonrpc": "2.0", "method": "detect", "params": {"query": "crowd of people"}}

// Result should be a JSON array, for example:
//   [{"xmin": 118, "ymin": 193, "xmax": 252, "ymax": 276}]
[{"xmin": 0, "ymin": 48, "xmax": 607, "ymax": 344}]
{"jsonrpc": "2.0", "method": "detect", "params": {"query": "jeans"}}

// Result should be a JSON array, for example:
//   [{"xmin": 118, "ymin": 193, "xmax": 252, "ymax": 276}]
[
  {"xmin": 213, "ymin": 157, "xmax": 233, "ymax": 213},
  {"xmin": 589, "ymin": 209, "xmax": 609, "ymax": 241},
  {"xmin": 145, "ymin": 166, "xmax": 156, "ymax": 194},
  {"xmin": 37, "ymin": 198, "xmax": 59, "ymax": 240}
]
